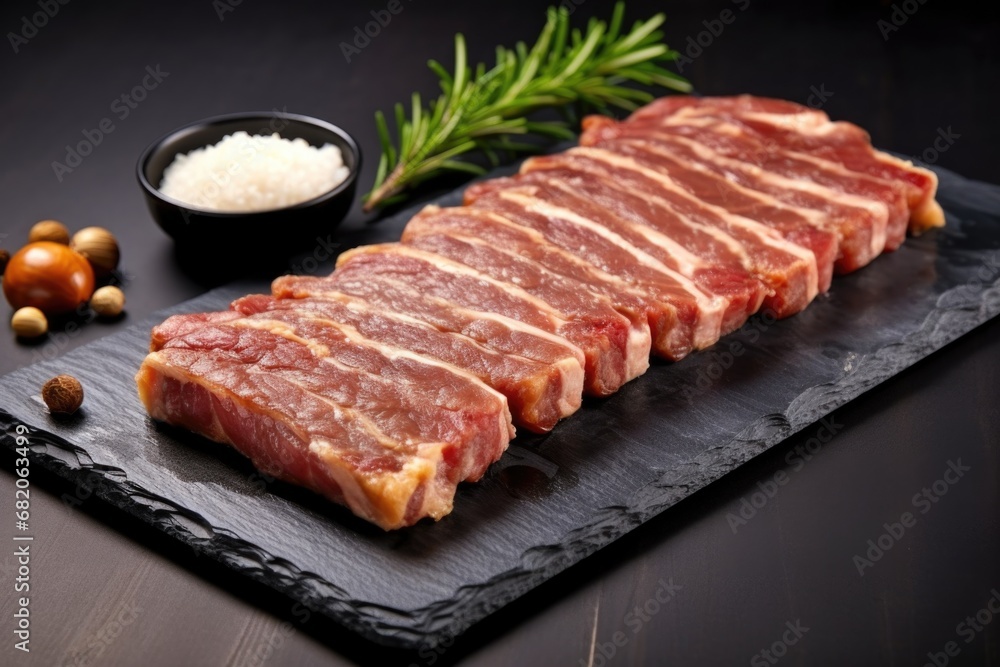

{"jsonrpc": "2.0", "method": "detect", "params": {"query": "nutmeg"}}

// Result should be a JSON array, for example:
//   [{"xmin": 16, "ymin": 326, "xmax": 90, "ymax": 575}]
[
  {"xmin": 71, "ymin": 227, "xmax": 120, "ymax": 277},
  {"xmin": 11, "ymin": 307, "xmax": 48, "ymax": 338},
  {"xmin": 90, "ymin": 285, "xmax": 125, "ymax": 317},
  {"xmin": 29, "ymin": 220, "xmax": 71, "ymax": 245},
  {"xmin": 42, "ymin": 374, "xmax": 84, "ymax": 415}
]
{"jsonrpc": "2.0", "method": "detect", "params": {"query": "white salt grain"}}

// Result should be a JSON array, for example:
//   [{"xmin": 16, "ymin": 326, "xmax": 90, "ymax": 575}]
[{"xmin": 159, "ymin": 131, "xmax": 350, "ymax": 212}]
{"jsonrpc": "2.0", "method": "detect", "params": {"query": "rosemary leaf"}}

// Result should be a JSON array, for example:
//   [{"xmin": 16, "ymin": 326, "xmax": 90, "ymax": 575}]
[{"xmin": 364, "ymin": 1, "xmax": 690, "ymax": 212}]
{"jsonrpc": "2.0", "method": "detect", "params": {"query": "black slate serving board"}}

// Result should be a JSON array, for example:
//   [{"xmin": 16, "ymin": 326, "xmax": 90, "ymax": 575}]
[{"xmin": 2, "ymin": 161, "xmax": 1000, "ymax": 649}]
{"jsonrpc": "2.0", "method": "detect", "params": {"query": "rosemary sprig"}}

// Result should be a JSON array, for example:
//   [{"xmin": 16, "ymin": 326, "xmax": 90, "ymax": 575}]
[{"xmin": 363, "ymin": 2, "xmax": 690, "ymax": 212}]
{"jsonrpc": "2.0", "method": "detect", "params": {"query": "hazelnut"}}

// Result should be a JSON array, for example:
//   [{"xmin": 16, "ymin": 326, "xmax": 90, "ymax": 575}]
[
  {"xmin": 0, "ymin": 248, "xmax": 9, "ymax": 276},
  {"xmin": 71, "ymin": 227, "xmax": 120, "ymax": 277},
  {"xmin": 90, "ymin": 285, "xmax": 125, "ymax": 317},
  {"xmin": 11, "ymin": 307, "xmax": 48, "ymax": 338},
  {"xmin": 42, "ymin": 374, "xmax": 84, "ymax": 415},
  {"xmin": 29, "ymin": 220, "xmax": 71, "ymax": 245}
]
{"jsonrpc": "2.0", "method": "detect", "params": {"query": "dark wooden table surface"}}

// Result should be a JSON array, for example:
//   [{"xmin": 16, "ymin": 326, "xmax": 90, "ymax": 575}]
[{"xmin": 1, "ymin": 0, "xmax": 998, "ymax": 665}]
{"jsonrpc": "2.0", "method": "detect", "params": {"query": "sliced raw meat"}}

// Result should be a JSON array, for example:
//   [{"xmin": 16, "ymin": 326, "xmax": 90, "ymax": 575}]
[
  {"xmin": 506, "ymin": 149, "xmax": 821, "ymax": 317},
  {"xmin": 474, "ymin": 153, "xmax": 819, "ymax": 320},
  {"xmin": 227, "ymin": 293, "xmax": 581, "ymax": 433},
  {"xmin": 401, "ymin": 229, "xmax": 651, "ymax": 371},
  {"xmin": 622, "ymin": 115, "xmax": 912, "ymax": 251},
  {"xmin": 272, "ymin": 272, "xmax": 588, "ymax": 408},
  {"xmin": 466, "ymin": 186, "xmax": 764, "ymax": 335},
  {"xmin": 331, "ymin": 243, "xmax": 643, "ymax": 396},
  {"xmin": 137, "ymin": 94, "xmax": 945, "ymax": 530},
  {"xmin": 151, "ymin": 310, "xmax": 244, "ymax": 351},
  {"xmin": 622, "ymin": 95, "xmax": 944, "ymax": 231},
  {"xmin": 402, "ymin": 206, "xmax": 701, "ymax": 361},
  {"xmin": 576, "ymin": 124, "xmax": 861, "ymax": 276},
  {"xmin": 137, "ymin": 321, "xmax": 512, "ymax": 529}
]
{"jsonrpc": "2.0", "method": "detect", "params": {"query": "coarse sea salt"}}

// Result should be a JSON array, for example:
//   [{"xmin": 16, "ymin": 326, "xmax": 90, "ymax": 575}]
[{"xmin": 159, "ymin": 131, "xmax": 350, "ymax": 212}]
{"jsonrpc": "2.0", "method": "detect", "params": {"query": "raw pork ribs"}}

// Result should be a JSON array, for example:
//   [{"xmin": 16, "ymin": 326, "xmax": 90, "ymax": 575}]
[{"xmin": 137, "ymin": 95, "xmax": 943, "ymax": 529}]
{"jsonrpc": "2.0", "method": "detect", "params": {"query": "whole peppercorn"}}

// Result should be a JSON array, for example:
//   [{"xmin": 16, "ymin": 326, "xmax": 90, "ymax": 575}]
[{"xmin": 41, "ymin": 375, "xmax": 84, "ymax": 415}]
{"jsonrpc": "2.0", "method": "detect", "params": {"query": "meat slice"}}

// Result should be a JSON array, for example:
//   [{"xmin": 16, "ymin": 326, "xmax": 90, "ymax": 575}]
[
  {"xmin": 403, "ymin": 206, "xmax": 700, "ymax": 361},
  {"xmin": 150, "ymin": 310, "xmax": 244, "ymax": 351},
  {"xmin": 400, "ymin": 229, "xmax": 652, "ymax": 373},
  {"xmin": 533, "ymin": 153, "xmax": 819, "ymax": 314},
  {"xmin": 627, "ymin": 116, "xmax": 912, "ymax": 250},
  {"xmin": 272, "ymin": 271, "xmax": 587, "ymax": 410},
  {"xmin": 599, "ymin": 138, "xmax": 848, "ymax": 281},
  {"xmin": 624, "ymin": 95, "xmax": 944, "ymax": 232},
  {"xmin": 626, "ymin": 95, "xmax": 820, "ymax": 122},
  {"xmin": 225, "ymin": 294, "xmax": 580, "ymax": 433},
  {"xmin": 273, "ymin": 272, "xmax": 585, "ymax": 372},
  {"xmin": 137, "ymin": 322, "xmax": 513, "ymax": 529},
  {"xmin": 466, "ymin": 186, "xmax": 762, "ymax": 336},
  {"xmin": 154, "ymin": 294, "xmax": 574, "ymax": 433},
  {"xmin": 577, "ymin": 123, "xmax": 867, "ymax": 276},
  {"xmin": 481, "ymin": 151, "xmax": 817, "ymax": 318},
  {"xmin": 161, "ymin": 322, "xmax": 512, "ymax": 460},
  {"xmin": 330, "ymin": 243, "xmax": 642, "ymax": 396}
]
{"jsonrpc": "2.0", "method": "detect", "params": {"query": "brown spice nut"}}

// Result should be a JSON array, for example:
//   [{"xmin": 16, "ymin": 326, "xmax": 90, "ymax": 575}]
[
  {"xmin": 90, "ymin": 285, "xmax": 125, "ymax": 317},
  {"xmin": 70, "ymin": 227, "xmax": 120, "ymax": 276},
  {"xmin": 11, "ymin": 307, "xmax": 48, "ymax": 338},
  {"xmin": 29, "ymin": 220, "xmax": 71, "ymax": 245},
  {"xmin": 42, "ymin": 375, "xmax": 84, "ymax": 415}
]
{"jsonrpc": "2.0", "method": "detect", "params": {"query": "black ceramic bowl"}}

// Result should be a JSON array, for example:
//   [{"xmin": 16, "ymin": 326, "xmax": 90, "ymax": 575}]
[{"xmin": 137, "ymin": 112, "xmax": 361, "ymax": 255}]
